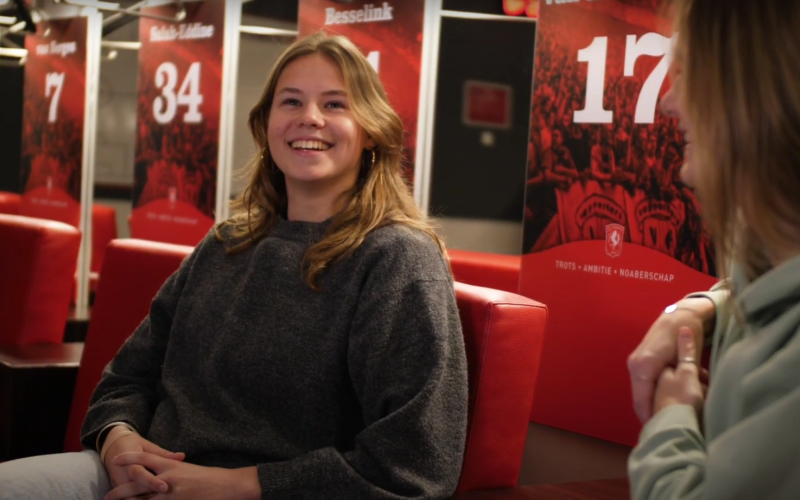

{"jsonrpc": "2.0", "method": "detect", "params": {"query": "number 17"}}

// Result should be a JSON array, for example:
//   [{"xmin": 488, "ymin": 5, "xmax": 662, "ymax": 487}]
[{"xmin": 573, "ymin": 33, "xmax": 673, "ymax": 125}]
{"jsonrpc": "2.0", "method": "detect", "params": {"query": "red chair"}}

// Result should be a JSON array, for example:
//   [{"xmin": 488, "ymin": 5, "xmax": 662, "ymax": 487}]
[
  {"xmin": 0, "ymin": 214, "xmax": 81, "ymax": 345},
  {"xmin": 454, "ymin": 282, "xmax": 547, "ymax": 492},
  {"xmin": 449, "ymin": 249, "xmax": 521, "ymax": 294},
  {"xmin": 0, "ymin": 191, "xmax": 20, "ymax": 215},
  {"xmin": 63, "ymin": 239, "xmax": 193, "ymax": 452},
  {"xmin": 89, "ymin": 204, "xmax": 118, "ymax": 290},
  {"xmin": 63, "ymin": 242, "xmax": 548, "ymax": 494}
]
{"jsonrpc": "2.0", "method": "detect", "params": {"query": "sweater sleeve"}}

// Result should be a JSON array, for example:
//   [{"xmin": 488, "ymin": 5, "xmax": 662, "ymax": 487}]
[
  {"xmin": 685, "ymin": 285, "xmax": 730, "ymax": 355},
  {"xmin": 629, "ymin": 384, "xmax": 800, "ymax": 500},
  {"xmin": 79, "ymin": 246, "xmax": 199, "ymax": 450},
  {"xmin": 628, "ymin": 405, "xmax": 707, "ymax": 500},
  {"xmin": 255, "ymin": 277, "xmax": 469, "ymax": 500}
]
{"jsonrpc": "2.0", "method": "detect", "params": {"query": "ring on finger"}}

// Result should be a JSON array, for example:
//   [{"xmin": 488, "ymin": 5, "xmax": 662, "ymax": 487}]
[{"xmin": 679, "ymin": 356, "xmax": 696, "ymax": 364}]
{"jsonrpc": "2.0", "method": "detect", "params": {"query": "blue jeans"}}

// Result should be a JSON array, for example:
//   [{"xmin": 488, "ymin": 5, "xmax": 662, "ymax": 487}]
[{"xmin": 0, "ymin": 450, "xmax": 111, "ymax": 500}]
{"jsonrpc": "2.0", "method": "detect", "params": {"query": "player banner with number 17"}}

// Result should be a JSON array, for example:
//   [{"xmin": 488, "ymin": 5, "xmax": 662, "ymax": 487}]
[
  {"xmin": 131, "ymin": 0, "xmax": 225, "ymax": 245},
  {"xmin": 520, "ymin": 0, "xmax": 717, "ymax": 447}
]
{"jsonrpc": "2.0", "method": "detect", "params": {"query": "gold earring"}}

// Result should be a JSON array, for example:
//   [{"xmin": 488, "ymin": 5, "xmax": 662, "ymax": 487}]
[{"xmin": 371, "ymin": 149, "xmax": 376, "ymax": 168}]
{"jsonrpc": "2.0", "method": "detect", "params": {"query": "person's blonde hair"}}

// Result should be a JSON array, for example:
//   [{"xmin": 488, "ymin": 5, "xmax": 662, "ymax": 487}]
[
  {"xmin": 673, "ymin": 0, "xmax": 800, "ymax": 281},
  {"xmin": 215, "ymin": 32, "xmax": 445, "ymax": 289}
]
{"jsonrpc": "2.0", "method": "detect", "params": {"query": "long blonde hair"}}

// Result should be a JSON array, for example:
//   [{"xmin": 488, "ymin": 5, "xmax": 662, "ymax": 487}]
[
  {"xmin": 674, "ymin": 0, "xmax": 800, "ymax": 281},
  {"xmin": 215, "ymin": 32, "xmax": 445, "ymax": 289}
]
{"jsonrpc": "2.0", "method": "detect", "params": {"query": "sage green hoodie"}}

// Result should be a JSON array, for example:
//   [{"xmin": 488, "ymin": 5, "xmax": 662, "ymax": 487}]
[{"xmin": 629, "ymin": 255, "xmax": 800, "ymax": 499}]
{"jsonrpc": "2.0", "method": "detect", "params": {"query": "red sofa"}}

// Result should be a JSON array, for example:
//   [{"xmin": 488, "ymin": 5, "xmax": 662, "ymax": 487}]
[
  {"xmin": 0, "ymin": 191, "xmax": 21, "ymax": 215},
  {"xmin": 63, "ymin": 239, "xmax": 548, "ymax": 492},
  {"xmin": 1, "ymin": 190, "xmax": 118, "ymax": 288},
  {"xmin": 0, "ymin": 214, "xmax": 81, "ymax": 345},
  {"xmin": 89, "ymin": 204, "xmax": 118, "ymax": 280},
  {"xmin": 448, "ymin": 249, "xmax": 522, "ymax": 295},
  {"xmin": 454, "ymin": 282, "xmax": 547, "ymax": 491},
  {"xmin": 63, "ymin": 239, "xmax": 193, "ymax": 453}
]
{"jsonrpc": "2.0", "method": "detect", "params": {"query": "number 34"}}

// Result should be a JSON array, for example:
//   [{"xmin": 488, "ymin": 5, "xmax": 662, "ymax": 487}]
[
  {"xmin": 574, "ymin": 33, "xmax": 673, "ymax": 125},
  {"xmin": 154, "ymin": 61, "xmax": 204, "ymax": 124}
]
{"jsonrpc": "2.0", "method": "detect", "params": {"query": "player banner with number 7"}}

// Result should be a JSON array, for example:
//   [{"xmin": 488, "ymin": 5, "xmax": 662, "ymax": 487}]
[
  {"xmin": 520, "ymin": 0, "xmax": 717, "ymax": 447},
  {"xmin": 19, "ymin": 17, "xmax": 87, "ymax": 227},
  {"xmin": 131, "ymin": 0, "xmax": 225, "ymax": 245}
]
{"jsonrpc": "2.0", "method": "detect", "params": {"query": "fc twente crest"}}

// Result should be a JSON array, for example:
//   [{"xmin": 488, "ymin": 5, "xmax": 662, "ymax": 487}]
[{"xmin": 605, "ymin": 223, "xmax": 625, "ymax": 258}]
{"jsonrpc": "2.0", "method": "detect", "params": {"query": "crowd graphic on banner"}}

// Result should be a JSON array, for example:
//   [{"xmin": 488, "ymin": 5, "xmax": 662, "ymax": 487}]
[
  {"xmin": 132, "ymin": 90, "xmax": 219, "ymax": 219},
  {"xmin": 21, "ymin": 100, "xmax": 83, "ymax": 203},
  {"xmin": 523, "ymin": 11, "xmax": 715, "ymax": 276}
]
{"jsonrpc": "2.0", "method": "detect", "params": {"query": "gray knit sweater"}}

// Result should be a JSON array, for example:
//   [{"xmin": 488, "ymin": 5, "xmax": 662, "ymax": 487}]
[{"xmin": 81, "ymin": 218, "xmax": 468, "ymax": 499}]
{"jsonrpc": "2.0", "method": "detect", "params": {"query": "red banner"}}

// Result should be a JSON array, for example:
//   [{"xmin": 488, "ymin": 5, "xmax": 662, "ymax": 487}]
[
  {"xmin": 131, "ymin": 1, "xmax": 225, "ymax": 246},
  {"xmin": 521, "ymin": 0, "xmax": 717, "ymax": 446},
  {"xmin": 19, "ymin": 18, "xmax": 88, "ymax": 228},
  {"xmin": 298, "ymin": 0, "xmax": 425, "ymax": 182}
]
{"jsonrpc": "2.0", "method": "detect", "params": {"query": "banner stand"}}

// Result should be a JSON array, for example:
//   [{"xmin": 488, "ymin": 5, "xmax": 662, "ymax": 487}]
[
  {"xmin": 75, "ymin": 10, "xmax": 102, "ymax": 314},
  {"xmin": 215, "ymin": 0, "xmax": 243, "ymax": 223},
  {"xmin": 413, "ymin": 0, "xmax": 442, "ymax": 213}
]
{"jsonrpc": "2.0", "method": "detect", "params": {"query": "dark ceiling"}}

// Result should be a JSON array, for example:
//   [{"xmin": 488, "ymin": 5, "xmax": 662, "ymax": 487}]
[{"xmin": 243, "ymin": 0, "xmax": 299, "ymax": 22}]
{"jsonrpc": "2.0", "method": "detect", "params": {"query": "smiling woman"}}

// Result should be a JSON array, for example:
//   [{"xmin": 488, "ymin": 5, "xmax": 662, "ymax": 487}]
[
  {"xmin": 0, "ymin": 33, "xmax": 468, "ymax": 500},
  {"xmin": 267, "ymin": 53, "xmax": 375, "ymax": 221},
  {"xmin": 219, "ymin": 31, "xmax": 443, "ymax": 289}
]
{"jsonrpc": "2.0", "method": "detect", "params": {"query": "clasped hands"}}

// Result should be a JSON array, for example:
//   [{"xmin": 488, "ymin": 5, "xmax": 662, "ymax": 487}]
[
  {"xmin": 101, "ymin": 427, "xmax": 254, "ymax": 500},
  {"xmin": 627, "ymin": 297, "xmax": 713, "ymax": 424}
]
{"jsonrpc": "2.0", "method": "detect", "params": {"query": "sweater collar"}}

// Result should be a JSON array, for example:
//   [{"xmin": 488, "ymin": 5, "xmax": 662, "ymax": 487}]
[
  {"xmin": 271, "ymin": 216, "xmax": 333, "ymax": 243},
  {"xmin": 734, "ymin": 254, "xmax": 800, "ymax": 320}
]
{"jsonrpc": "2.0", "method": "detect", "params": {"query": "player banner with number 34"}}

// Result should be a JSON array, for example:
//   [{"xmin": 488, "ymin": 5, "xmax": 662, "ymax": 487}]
[
  {"xmin": 520, "ymin": 0, "xmax": 717, "ymax": 447},
  {"xmin": 20, "ymin": 17, "xmax": 88, "ymax": 228},
  {"xmin": 131, "ymin": 0, "xmax": 224, "ymax": 245}
]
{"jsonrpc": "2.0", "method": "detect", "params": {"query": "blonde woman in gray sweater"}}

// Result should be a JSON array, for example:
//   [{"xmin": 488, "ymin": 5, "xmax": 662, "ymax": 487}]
[
  {"xmin": 0, "ymin": 33, "xmax": 468, "ymax": 500},
  {"xmin": 627, "ymin": 0, "xmax": 800, "ymax": 498}
]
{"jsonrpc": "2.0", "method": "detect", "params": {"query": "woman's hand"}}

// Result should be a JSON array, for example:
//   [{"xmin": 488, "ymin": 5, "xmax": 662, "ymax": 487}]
[
  {"xmin": 628, "ymin": 297, "xmax": 715, "ymax": 423},
  {"xmin": 102, "ymin": 426, "xmax": 186, "ymax": 499},
  {"xmin": 104, "ymin": 453, "xmax": 260, "ymax": 500},
  {"xmin": 652, "ymin": 327, "xmax": 706, "ymax": 415}
]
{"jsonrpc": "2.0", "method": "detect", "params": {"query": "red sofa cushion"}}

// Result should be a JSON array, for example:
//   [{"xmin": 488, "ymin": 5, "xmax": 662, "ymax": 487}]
[
  {"xmin": 455, "ymin": 282, "xmax": 548, "ymax": 492},
  {"xmin": 0, "ymin": 191, "xmax": 20, "ymax": 215},
  {"xmin": 449, "ymin": 249, "xmax": 521, "ymax": 294},
  {"xmin": 0, "ymin": 214, "xmax": 81, "ymax": 345},
  {"xmin": 63, "ymin": 239, "xmax": 193, "ymax": 452}
]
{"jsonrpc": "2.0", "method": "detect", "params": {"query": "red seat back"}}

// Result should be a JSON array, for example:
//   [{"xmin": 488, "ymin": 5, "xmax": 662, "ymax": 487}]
[
  {"xmin": 0, "ymin": 191, "xmax": 20, "ymax": 215},
  {"xmin": 449, "ymin": 249, "xmax": 521, "ymax": 294},
  {"xmin": 63, "ymin": 239, "xmax": 193, "ymax": 452},
  {"xmin": 454, "ymin": 282, "xmax": 548, "ymax": 491},
  {"xmin": 89, "ymin": 204, "xmax": 118, "ymax": 290},
  {"xmin": 0, "ymin": 214, "xmax": 81, "ymax": 345}
]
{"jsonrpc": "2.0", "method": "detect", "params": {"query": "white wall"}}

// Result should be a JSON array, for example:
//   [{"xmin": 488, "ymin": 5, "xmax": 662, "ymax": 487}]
[
  {"xmin": 95, "ymin": 21, "xmax": 139, "ymax": 186},
  {"xmin": 435, "ymin": 217, "xmax": 523, "ymax": 255}
]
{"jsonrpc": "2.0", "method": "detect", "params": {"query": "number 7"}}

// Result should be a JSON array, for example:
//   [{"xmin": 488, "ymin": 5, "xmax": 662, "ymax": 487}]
[
  {"xmin": 624, "ymin": 33, "xmax": 671, "ymax": 124},
  {"xmin": 45, "ymin": 72, "xmax": 65, "ymax": 124}
]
